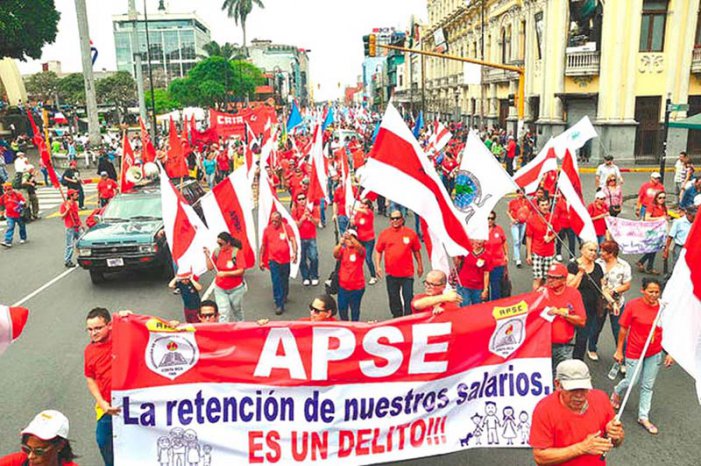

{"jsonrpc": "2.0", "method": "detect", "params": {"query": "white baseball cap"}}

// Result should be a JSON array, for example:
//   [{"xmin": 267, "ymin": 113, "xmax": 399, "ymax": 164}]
[
  {"xmin": 555, "ymin": 359, "xmax": 593, "ymax": 390},
  {"xmin": 595, "ymin": 191, "xmax": 606, "ymax": 199},
  {"xmin": 21, "ymin": 410, "xmax": 69, "ymax": 440},
  {"xmin": 651, "ymin": 172, "xmax": 662, "ymax": 179}
]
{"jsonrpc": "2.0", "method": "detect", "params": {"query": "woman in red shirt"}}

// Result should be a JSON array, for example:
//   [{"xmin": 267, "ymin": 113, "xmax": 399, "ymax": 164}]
[
  {"xmin": 636, "ymin": 191, "xmax": 669, "ymax": 274},
  {"xmin": 611, "ymin": 278, "xmax": 674, "ymax": 434},
  {"xmin": 351, "ymin": 199, "xmax": 377, "ymax": 284},
  {"xmin": 204, "ymin": 232, "xmax": 246, "ymax": 322},
  {"xmin": 0, "ymin": 410, "xmax": 79, "ymax": 466},
  {"xmin": 553, "ymin": 191, "xmax": 576, "ymax": 262},
  {"xmin": 507, "ymin": 189, "xmax": 530, "ymax": 267},
  {"xmin": 486, "ymin": 211, "xmax": 508, "ymax": 300},
  {"xmin": 333, "ymin": 229, "xmax": 366, "ymax": 321},
  {"xmin": 587, "ymin": 191, "xmax": 610, "ymax": 244}
]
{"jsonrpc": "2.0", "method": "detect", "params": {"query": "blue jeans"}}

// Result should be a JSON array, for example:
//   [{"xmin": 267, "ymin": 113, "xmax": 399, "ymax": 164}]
[
  {"xmin": 457, "ymin": 285, "xmax": 483, "ymax": 306},
  {"xmin": 489, "ymin": 265, "xmax": 504, "ymax": 301},
  {"xmin": 65, "ymin": 228, "xmax": 80, "ymax": 263},
  {"xmin": 614, "ymin": 352, "xmax": 663, "ymax": 421},
  {"xmin": 361, "ymin": 239, "xmax": 377, "ymax": 278},
  {"xmin": 214, "ymin": 282, "xmax": 247, "ymax": 322},
  {"xmin": 269, "ymin": 261, "xmax": 290, "ymax": 310},
  {"xmin": 96, "ymin": 414, "xmax": 114, "ymax": 466},
  {"xmin": 386, "ymin": 275, "xmax": 414, "ymax": 318},
  {"xmin": 300, "ymin": 239, "xmax": 319, "ymax": 281},
  {"xmin": 556, "ymin": 227, "xmax": 577, "ymax": 259},
  {"xmin": 337, "ymin": 215, "xmax": 349, "ymax": 235},
  {"xmin": 510, "ymin": 223, "xmax": 525, "ymax": 262},
  {"xmin": 206, "ymin": 172, "xmax": 215, "ymax": 188},
  {"xmin": 320, "ymin": 198, "xmax": 327, "ymax": 225},
  {"xmin": 338, "ymin": 287, "xmax": 365, "ymax": 321},
  {"xmin": 4, "ymin": 217, "xmax": 26, "ymax": 244},
  {"xmin": 638, "ymin": 252, "xmax": 656, "ymax": 270},
  {"xmin": 597, "ymin": 235, "xmax": 606, "ymax": 245}
]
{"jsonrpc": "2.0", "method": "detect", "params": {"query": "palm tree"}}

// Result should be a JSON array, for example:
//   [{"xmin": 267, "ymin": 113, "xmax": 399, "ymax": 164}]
[
  {"xmin": 221, "ymin": 0, "xmax": 265, "ymax": 53},
  {"xmin": 197, "ymin": 41, "xmax": 244, "ymax": 60}
]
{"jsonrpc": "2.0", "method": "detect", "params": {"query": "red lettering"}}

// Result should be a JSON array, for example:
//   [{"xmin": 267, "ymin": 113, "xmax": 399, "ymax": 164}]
[
  {"xmin": 371, "ymin": 427, "xmax": 386, "ymax": 454},
  {"xmin": 310, "ymin": 431, "xmax": 329, "ymax": 460},
  {"xmin": 355, "ymin": 428, "xmax": 371, "ymax": 456},
  {"xmin": 291, "ymin": 431, "xmax": 308, "ymax": 461},
  {"xmin": 338, "ymin": 430, "xmax": 354, "ymax": 458},
  {"xmin": 410, "ymin": 420, "xmax": 427, "ymax": 448},
  {"xmin": 248, "ymin": 431, "xmax": 264, "ymax": 464},
  {"xmin": 265, "ymin": 431, "xmax": 281, "ymax": 463},
  {"xmin": 396, "ymin": 423, "xmax": 410, "ymax": 449}
]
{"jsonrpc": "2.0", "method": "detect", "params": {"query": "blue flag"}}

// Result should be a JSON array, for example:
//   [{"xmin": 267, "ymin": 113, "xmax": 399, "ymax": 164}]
[
  {"xmin": 286, "ymin": 101, "xmax": 303, "ymax": 133},
  {"xmin": 371, "ymin": 121, "xmax": 380, "ymax": 144},
  {"xmin": 412, "ymin": 111, "xmax": 424, "ymax": 138},
  {"xmin": 322, "ymin": 107, "xmax": 334, "ymax": 131}
]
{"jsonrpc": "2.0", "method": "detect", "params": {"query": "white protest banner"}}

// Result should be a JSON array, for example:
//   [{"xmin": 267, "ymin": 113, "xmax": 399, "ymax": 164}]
[
  {"xmin": 112, "ymin": 293, "xmax": 552, "ymax": 465},
  {"xmin": 605, "ymin": 217, "xmax": 667, "ymax": 254}
]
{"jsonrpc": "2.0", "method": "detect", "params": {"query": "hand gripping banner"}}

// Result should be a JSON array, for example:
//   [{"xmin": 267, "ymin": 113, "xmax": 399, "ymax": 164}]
[{"xmin": 112, "ymin": 292, "xmax": 552, "ymax": 465}]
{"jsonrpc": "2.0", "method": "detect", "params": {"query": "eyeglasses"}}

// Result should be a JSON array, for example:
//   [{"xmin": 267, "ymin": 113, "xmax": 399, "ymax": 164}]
[
  {"xmin": 297, "ymin": 197, "xmax": 306, "ymax": 201},
  {"xmin": 546, "ymin": 275, "xmax": 566, "ymax": 280},
  {"xmin": 86, "ymin": 325, "xmax": 106, "ymax": 333},
  {"xmin": 390, "ymin": 217, "xmax": 403, "ymax": 221},
  {"xmin": 423, "ymin": 280, "xmax": 444, "ymax": 287},
  {"xmin": 488, "ymin": 217, "xmax": 496, "ymax": 220},
  {"xmin": 198, "ymin": 313, "xmax": 218, "ymax": 320},
  {"xmin": 309, "ymin": 305, "xmax": 327, "ymax": 314},
  {"xmin": 21, "ymin": 443, "xmax": 54, "ymax": 457}
]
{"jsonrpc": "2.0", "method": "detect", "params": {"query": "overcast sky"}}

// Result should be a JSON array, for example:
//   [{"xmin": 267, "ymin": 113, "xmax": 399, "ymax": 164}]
[{"xmin": 17, "ymin": 0, "xmax": 427, "ymax": 101}]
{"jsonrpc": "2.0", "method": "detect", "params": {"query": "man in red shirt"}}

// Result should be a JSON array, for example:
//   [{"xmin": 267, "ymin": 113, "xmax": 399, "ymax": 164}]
[
  {"xmin": 543, "ymin": 262, "xmax": 587, "ymax": 371},
  {"xmin": 291, "ymin": 192, "xmax": 321, "ymax": 286},
  {"xmin": 60, "ymin": 189, "xmax": 82, "ymax": 268},
  {"xmin": 374, "ymin": 211, "xmax": 423, "ymax": 318},
  {"xmin": 526, "ymin": 198, "xmax": 558, "ymax": 290},
  {"xmin": 530, "ymin": 359, "xmax": 624, "ymax": 465},
  {"xmin": 0, "ymin": 182, "xmax": 27, "ymax": 247},
  {"xmin": 332, "ymin": 175, "xmax": 350, "ymax": 235},
  {"xmin": 635, "ymin": 172, "xmax": 664, "ymax": 218},
  {"xmin": 260, "ymin": 212, "xmax": 298, "ymax": 315},
  {"xmin": 84, "ymin": 307, "xmax": 119, "ymax": 466},
  {"xmin": 505, "ymin": 135, "xmax": 517, "ymax": 175},
  {"xmin": 411, "ymin": 270, "xmax": 462, "ymax": 315},
  {"xmin": 97, "ymin": 171, "xmax": 118, "ymax": 207},
  {"xmin": 456, "ymin": 239, "xmax": 493, "ymax": 305},
  {"xmin": 507, "ymin": 189, "xmax": 530, "ymax": 267},
  {"xmin": 588, "ymin": 191, "xmax": 610, "ymax": 244}
]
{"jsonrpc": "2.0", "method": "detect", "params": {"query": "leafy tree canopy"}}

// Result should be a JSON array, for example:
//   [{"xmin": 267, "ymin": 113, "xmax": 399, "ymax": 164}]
[
  {"xmin": 58, "ymin": 73, "xmax": 86, "ymax": 106},
  {"xmin": 24, "ymin": 71, "xmax": 60, "ymax": 102},
  {"xmin": 146, "ymin": 88, "xmax": 181, "ymax": 115},
  {"xmin": 0, "ymin": 0, "xmax": 60, "ymax": 60}
]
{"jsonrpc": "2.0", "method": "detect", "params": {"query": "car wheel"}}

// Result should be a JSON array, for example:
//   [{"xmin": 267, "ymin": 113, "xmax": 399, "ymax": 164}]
[{"xmin": 90, "ymin": 270, "xmax": 105, "ymax": 284}]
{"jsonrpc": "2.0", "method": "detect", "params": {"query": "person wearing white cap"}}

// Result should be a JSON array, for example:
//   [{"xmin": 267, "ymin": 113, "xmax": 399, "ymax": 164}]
[
  {"xmin": 0, "ymin": 409, "xmax": 79, "ymax": 465},
  {"xmin": 530, "ymin": 360, "xmax": 624, "ymax": 464},
  {"xmin": 587, "ymin": 191, "xmax": 610, "ymax": 244},
  {"xmin": 635, "ymin": 172, "xmax": 663, "ymax": 219}
]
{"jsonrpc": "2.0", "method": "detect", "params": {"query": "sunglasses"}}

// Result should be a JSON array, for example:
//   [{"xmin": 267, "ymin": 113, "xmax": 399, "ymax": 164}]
[
  {"xmin": 309, "ymin": 305, "xmax": 327, "ymax": 314},
  {"xmin": 21, "ymin": 443, "xmax": 54, "ymax": 457},
  {"xmin": 198, "ymin": 313, "xmax": 218, "ymax": 319},
  {"xmin": 297, "ymin": 197, "xmax": 306, "ymax": 201},
  {"xmin": 390, "ymin": 217, "xmax": 403, "ymax": 221},
  {"xmin": 488, "ymin": 217, "xmax": 496, "ymax": 220},
  {"xmin": 423, "ymin": 280, "xmax": 443, "ymax": 287}
]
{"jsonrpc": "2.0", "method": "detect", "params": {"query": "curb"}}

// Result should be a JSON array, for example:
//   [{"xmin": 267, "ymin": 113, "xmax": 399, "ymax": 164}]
[{"xmin": 579, "ymin": 167, "xmax": 674, "ymax": 174}]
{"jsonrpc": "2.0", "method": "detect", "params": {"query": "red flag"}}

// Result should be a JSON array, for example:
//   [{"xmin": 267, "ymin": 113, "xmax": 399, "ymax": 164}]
[
  {"xmin": 1, "ymin": 305, "xmax": 29, "ymax": 356},
  {"xmin": 26, "ymin": 110, "xmax": 60, "ymax": 188},
  {"xmin": 513, "ymin": 143, "xmax": 558, "ymax": 194},
  {"xmin": 139, "ymin": 117, "xmax": 156, "ymax": 163},
  {"xmin": 181, "ymin": 119, "xmax": 192, "ymax": 155},
  {"xmin": 166, "ymin": 117, "xmax": 188, "ymax": 178},
  {"xmin": 120, "ymin": 132, "xmax": 135, "ymax": 193},
  {"xmin": 351, "ymin": 149, "xmax": 365, "ymax": 169},
  {"xmin": 560, "ymin": 148, "xmax": 582, "ymax": 199},
  {"xmin": 557, "ymin": 150, "xmax": 596, "ymax": 242}
]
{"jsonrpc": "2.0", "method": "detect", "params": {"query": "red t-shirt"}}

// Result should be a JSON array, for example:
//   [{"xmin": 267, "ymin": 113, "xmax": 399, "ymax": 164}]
[
  {"xmin": 527, "ymin": 214, "xmax": 556, "ymax": 256},
  {"xmin": 647, "ymin": 204, "xmax": 667, "ymax": 219},
  {"xmin": 529, "ymin": 389, "xmax": 614, "ymax": 466},
  {"xmin": 554, "ymin": 197, "xmax": 571, "ymax": 230},
  {"xmin": 508, "ymin": 197, "xmax": 530, "ymax": 224},
  {"xmin": 458, "ymin": 250, "xmax": 493, "ymax": 289},
  {"xmin": 334, "ymin": 185, "xmax": 347, "ymax": 217},
  {"xmin": 338, "ymin": 246, "xmax": 366, "ymax": 290},
  {"xmin": 352, "ymin": 209, "xmax": 375, "ymax": 241},
  {"xmin": 546, "ymin": 287, "xmax": 587, "ymax": 344},
  {"xmin": 587, "ymin": 202, "xmax": 609, "ymax": 236},
  {"xmin": 97, "ymin": 178, "xmax": 118, "ymax": 200},
  {"xmin": 410, "ymin": 292, "xmax": 461, "ymax": 314},
  {"xmin": 291, "ymin": 204, "xmax": 319, "ymax": 240},
  {"xmin": 486, "ymin": 225, "xmax": 507, "ymax": 266},
  {"xmin": 0, "ymin": 191, "xmax": 25, "ymax": 218},
  {"xmin": 376, "ymin": 226, "xmax": 421, "ymax": 277},
  {"xmin": 216, "ymin": 152, "xmax": 230, "ymax": 171},
  {"xmin": 214, "ymin": 247, "xmax": 244, "ymax": 289},
  {"xmin": 637, "ymin": 181, "xmax": 664, "ymax": 209},
  {"xmin": 619, "ymin": 297, "xmax": 663, "ymax": 359},
  {"xmin": 84, "ymin": 338, "xmax": 113, "ymax": 404},
  {"xmin": 0, "ymin": 452, "xmax": 79, "ymax": 466},
  {"xmin": 262, "ymin": 223, "xmax": 294, "ymax": 265},
  {"xmin": 60, "ymin": 201, "xmax": 82, "ymax": 230},
  {"xmin": 506, "ymin": 139, "xmax": 517, "ymax": 159}
]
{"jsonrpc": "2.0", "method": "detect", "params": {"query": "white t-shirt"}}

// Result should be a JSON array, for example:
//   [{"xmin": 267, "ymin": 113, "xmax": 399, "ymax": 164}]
[{"xmin": 595, "ymin": 163, "xmax": 622, "ymax": 188}]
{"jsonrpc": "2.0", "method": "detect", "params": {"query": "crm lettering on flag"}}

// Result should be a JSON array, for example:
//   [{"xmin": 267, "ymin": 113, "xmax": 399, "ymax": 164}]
[{"xmin": 112, "ymin": 292, "xmax": 553, "ymax": 465}]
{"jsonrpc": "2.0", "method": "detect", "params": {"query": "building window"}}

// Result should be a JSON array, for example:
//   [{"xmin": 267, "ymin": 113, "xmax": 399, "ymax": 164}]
[
  {"xmin": 695, "ymin": 8, "xmax": 701, "ymax": 47},
  {"xmin": 640, "ymin": 0, "xmax": 668, "ymax": 52},
  {"xmin": 534, "ymin": 12, "xmax": 544, "ymax": 59},
  {"xmin": 501, "ymin": 26, "xmax": 511, "ymax": 64}
]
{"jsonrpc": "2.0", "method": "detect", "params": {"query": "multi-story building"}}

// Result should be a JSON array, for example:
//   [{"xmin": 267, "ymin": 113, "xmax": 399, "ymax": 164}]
[
  {"xmin": 112, "ymin": 9, "xmax": 211, "ymax": 88},
  {"xmin": 420, "ymin": 0, "xmax": 701, "ymax": 162},
  {"xmin": 247, "ymin": 39, "xmax": 311, "ymax": 106}
]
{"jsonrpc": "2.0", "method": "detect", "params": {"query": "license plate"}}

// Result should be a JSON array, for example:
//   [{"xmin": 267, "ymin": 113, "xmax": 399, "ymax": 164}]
[{"xmin": 106, "ymin": 258, "xmax": 124, "ymax": 267}]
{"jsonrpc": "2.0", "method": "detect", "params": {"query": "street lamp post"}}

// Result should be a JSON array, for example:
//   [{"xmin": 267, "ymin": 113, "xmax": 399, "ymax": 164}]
[
  {"xmin": 454, "ymin": 88, "xmax": 460, "ymax": 122},
  {"xmin": 142, "ymin": 0, "xmax": 157, "ymax": 142}
]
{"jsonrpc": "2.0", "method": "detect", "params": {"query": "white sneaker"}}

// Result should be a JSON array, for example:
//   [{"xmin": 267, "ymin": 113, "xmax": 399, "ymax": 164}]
[
  {"xmin": 556, "ymin": 254, "xmax": 563, "ymax": 262},
  {"xmin": 19, "ymin": 239, "xmax": 25, "ymax": 244},
  {"xmin": 587, "ymin": 350, "xmax": 599, "ymax": 361},
  {"xmin": 369, "ymin": 277, "xmax": 378, "ymax": 285},
  {"xmin": 516, "ymin": 260, "xmax": 522, "ymax": 268},
  {"xmin": 303, "ymin": 279, "xmax": 311, "ymax": 286},
  {"xmin": 311, "ymin": 279, "xmax": 319, "ymax": 286}
]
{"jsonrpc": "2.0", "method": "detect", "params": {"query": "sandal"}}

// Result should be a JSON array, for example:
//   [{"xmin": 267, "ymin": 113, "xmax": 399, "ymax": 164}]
[
  {"xmin": 646, "ymin": 269, "xmax": 660, "ymax": 275},
  {"xmin": 638, "ymin": 419, "xmax": 658, "ymax": 435},
  {"xmin": 610, "ymin": 392, "xmax": 621, "ymax": 410}
]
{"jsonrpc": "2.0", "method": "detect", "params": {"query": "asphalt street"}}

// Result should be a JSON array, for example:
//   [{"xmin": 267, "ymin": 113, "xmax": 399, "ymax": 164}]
[{"xmin": 0, "ymin": 171, "xmax": 699, "ymax": 465}]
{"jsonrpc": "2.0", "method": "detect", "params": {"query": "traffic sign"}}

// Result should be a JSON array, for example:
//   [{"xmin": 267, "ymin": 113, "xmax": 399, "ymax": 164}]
[{"xmin": 667, "ymin": 103, "xmax": 689, "ymax": 112}]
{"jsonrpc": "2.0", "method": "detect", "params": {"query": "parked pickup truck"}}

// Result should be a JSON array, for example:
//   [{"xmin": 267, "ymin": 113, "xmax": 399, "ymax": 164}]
[{"xmin": 76, "ymin": 180, "xmax": 205, "ymax": 284}]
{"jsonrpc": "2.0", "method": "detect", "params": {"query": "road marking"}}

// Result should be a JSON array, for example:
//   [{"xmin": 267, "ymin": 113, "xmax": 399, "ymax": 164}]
[{"xmin": 12, "ymin": 267, "xmax": 78, "ymax": 307}]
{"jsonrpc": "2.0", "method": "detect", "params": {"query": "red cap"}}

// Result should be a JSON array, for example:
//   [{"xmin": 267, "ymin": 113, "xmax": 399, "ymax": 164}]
[
  {"xmin": 547, "ymin": 262, "xmax": 568, "ymax": 278},
  {"xmin": 9, "ymin": 306, "xmax": 29, "ymax": 340},
  {"xmin": 67, "ymin": 189, "xmax": 78, "ymax": 196}
]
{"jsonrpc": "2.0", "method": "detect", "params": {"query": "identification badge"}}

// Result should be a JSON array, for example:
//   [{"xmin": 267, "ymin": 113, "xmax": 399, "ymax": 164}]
[
  {"xmin": 279, "ymin": 233, "xmax": 286, "ymax": 240},
  {"xmin": 349, "ymin": 254, "xmax": 357, "ymax": 262},
  {"xmin": 359, "ymin": 219, "xmax": 365, "ymax": 225},
  {"xmin": 226, "ymin": 261, "xmax": 234, "ymax": 269},
  {"xmin": 403, "ymin": 236, "xmax": 410, "ymax": 245},
  {"xmin": 476, "ymin": 259, "xmax": 485, "ymax": 268}
]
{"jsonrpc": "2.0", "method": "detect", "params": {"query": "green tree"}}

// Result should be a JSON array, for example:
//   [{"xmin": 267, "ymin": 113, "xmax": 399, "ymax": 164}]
[
  {"xmin": 221, "ymin": 0, "xmax": 265, "ymax": 51},
  {"xmin": 146, "ymin": 88, "xmax": 181, "ymax": 115},
  {"xmin": 96, "ymin": 71, "xmax": 136, "ymax": 122},
  {"xmin": 0, "ymin": 0, "xmax": 60, "ymax": 60},
  {"xmin": 24, "ymin": 71, "xmax": 60, "ymax": 103},
  {"xmin": 197, "ymin": 41, "xmax": 244, "ymax": 60},
  {"xmin": 58, "ymin": 73, "xmax": 86, "ymax": 106}
]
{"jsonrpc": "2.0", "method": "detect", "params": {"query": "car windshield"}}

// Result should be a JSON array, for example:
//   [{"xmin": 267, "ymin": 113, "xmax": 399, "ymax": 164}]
[{"xmin": 102, "ymin": 195, "xmax": 161, "ymax": 221}]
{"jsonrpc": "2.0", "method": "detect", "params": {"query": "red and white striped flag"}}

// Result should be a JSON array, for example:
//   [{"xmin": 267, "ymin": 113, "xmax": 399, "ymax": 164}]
[
  {"xmin": 432, "ymin": 120, "xmax": 452, "ymax": 153},
  {"xmin": 359, "ymin": 103, "xmax": 470, "ymax": 256},
  {"xmin": 201, "ymin": 167, "xmax": 257, "ymax": 269},
  {"xmin": 558, "ymin": 149, "xmax": 596, "ymax": 242},
  {"xmin": 661, "ymin": 213, "xmax": 701, "ymax": 404},
  {"xmin": 120, "ymin": 132, "xmax": 135, "ymax": 193},
  {"xmin": 512, "ymin": 139, "xmax": 558, "ymax": 194},
  {"xmin": 0, "ymin": 305, "xmax": 29, "ymax": 357},
  {"xmin": 243, "ymin": 123, "xmax": 258, "ymax": 182}
]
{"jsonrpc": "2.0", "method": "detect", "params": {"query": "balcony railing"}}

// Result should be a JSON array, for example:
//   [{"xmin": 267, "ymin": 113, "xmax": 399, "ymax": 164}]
[
  {"xmin": 565, "ymin": 51, "xmax": 600, "ymax": 76},
  {"xmin": 692, "ymin": 48, "xmax": 701, "ymax": 74},
  {"xmin": 482, "ymin": 67, "xmax": 519, "ymax": 84}
]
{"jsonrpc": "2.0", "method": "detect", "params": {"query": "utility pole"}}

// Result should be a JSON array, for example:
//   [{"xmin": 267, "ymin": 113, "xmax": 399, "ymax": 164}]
[
  {"xmin": 143, "ymin": 0, "xmax": 158, "ymax": 142},
  {"xmin": 660, "ymin": 95, "xmax": 672, "ymax": 186},
  {"xmin": 129, "ymin": 0, "xmax": 148, "ymax": 126},
  {"xmin": 74, "ymin": 0, "xmax": 101, "ymax": 147}
]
